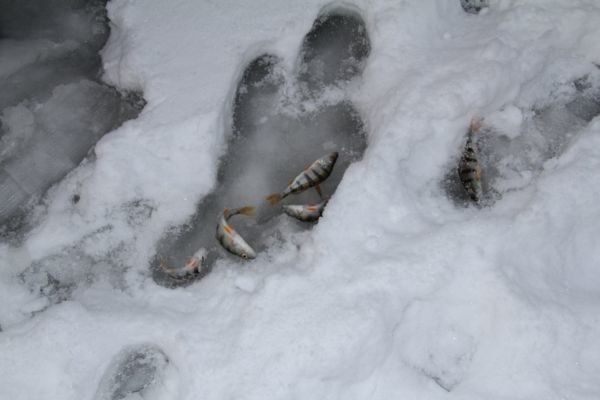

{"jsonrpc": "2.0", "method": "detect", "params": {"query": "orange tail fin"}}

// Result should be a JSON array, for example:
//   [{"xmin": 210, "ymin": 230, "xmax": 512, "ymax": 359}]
[
  {"xmin": 266, "ymin": 193, "xmax": 282, "ymax": 205},
  {"xmin": 238, "ymin": 205, "xmax": 256, "ymax": 216},
  {"xmin": 159, "ymin": 260, "xmax": 175, "ymax": 274}
]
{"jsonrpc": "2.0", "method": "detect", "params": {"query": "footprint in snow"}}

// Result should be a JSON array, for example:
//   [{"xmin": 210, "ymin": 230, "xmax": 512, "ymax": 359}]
[
  {"xmin": 151, "ymin": 6, "xmax": 371, "ymax": 287},
  {"xmin": 93, "ymin": 344, "xmax": 170, "ymax": 400},
  {"xmin": 444, "ymin": 70, "xmax": 600, "ymax": 207}
]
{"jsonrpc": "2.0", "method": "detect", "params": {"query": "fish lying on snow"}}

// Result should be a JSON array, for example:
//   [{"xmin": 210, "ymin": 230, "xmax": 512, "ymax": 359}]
[
  {"xmin": 159, "ymin": 248, "xmax": 206, "ymax": 278},
  {"xmin": 283, "ymin": 199, "xmax": 329, "ymax": 222},
  {"xmin": 266, "ymin": 152, "xmax": 338, "ymax": 204},
  {"xmin": 458, "ymin": 117, "xmax": 483, "ymax": 203},
  {"xmin": 216, "ymin": 206, "xmax": 257, "ymax": 259}
]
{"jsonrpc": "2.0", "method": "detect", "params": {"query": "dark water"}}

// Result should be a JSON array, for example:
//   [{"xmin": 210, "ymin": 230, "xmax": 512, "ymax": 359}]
[
  {"xmin": 0, "ymin": 0, "xmax": 145, "ymax": 234},
  {"xmin": 151, "ymin": 8, "xmax": 371, "ymax": 286}
]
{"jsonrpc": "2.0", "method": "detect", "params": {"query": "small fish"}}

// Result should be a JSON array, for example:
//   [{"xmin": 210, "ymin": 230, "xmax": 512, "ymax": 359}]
[
  {"xmin": 159, "ymin": 248, "xmax": 206, "ymax": 279},
  {"xmin": 458, "ymin": 117, "xmax": 483, "ymax": 203},
  {"xmin": 266, "ymin": 152, "xmax": 338, "ymax": 204},
  {"xmin": 216, "ymin": 206, "xmax": 257, "ymax": 259},
  {"xmin": 283, "ymin": 199, "xmax": 329, "ymax": 222}
]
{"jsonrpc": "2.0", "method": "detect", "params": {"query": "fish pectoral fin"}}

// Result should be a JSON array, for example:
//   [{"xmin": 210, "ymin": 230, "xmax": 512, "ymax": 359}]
[{"xmin": 315, "ymin": 184, "xmax": 323, "ymax": 199}]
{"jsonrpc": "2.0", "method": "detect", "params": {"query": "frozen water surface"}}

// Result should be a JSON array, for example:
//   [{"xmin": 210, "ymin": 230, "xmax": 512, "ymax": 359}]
[
  {"xmin": 94, "ymin": 344, "xmax": 169, "ymax": 400},
  {"xmin": 0, "ymin": 0, "xmax": 144, "ymax": 233},
  {"xmin": 151, "ymin": 9, "xmax": 370, "ymax": 286}
]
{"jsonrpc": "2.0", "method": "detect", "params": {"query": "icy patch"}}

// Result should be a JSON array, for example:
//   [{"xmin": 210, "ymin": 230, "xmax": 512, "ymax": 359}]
[
  {"xmin": 94, "ymin": 344, "xmax": 170, "ymax": 400},
  {"xmin": 151, "ymin": 8, "xmax": 370, "ymax": 285},
  {"xmin": 0, "ymin": 80, "xmax": 142, "ymax": 230},
  {"xmin": 0, "ymin": 0, "xmax": 145, "ymax": 234}
]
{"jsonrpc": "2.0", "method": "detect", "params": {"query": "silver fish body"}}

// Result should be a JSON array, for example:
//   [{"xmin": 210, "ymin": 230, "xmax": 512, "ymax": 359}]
[
  {"xmin": 283, "ymin": 199, "xmax": 329, "ymax": 222},
  {"xmin": 458, "ymin": 119, "xmax": 483, "ymax": 203},
  {"xmin": 216, "ymin": 206, "xmax": 257, "ymax": 259}
]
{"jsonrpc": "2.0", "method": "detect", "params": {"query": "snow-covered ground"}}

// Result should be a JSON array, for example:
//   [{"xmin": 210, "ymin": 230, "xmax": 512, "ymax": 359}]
[{"xmin": 1, "ymin": 0, "xmax": 600, "ymax": 399}]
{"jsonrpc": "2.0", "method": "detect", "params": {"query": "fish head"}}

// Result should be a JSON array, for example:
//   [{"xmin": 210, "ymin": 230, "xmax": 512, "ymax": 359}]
[
  {"xmin": 317, "ymin": 152, "xmax": 339, "ymax": 169},
  {"xmin": 240, "ymin": 246, "xmax": 257, "ymax": 260}
]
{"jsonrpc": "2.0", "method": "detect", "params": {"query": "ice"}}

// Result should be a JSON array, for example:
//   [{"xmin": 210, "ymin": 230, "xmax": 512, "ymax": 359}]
[
  {"xmin": 0, "ymin": 80, "xmax": 141, "ymax": 228},
  {"xmin": 299, "ymin": 7, "xmax": 370, "ymax": 90},
  {"xmin": 151, "ymin": 8, "xmax": 370, "ymax": 285},
  {"xmin": 0, "ymin": 0, "xmax": 144, "ymax": 231},
  {"xmin": 0, "ymin": 0, "xmax": 109, "ymax": 109},
  {"xmin": 94, "ymin": 344, "xmax": 169, "ymax": 400}
]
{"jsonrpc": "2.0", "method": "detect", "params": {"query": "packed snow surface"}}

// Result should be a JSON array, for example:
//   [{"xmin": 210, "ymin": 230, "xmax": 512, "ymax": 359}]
[{"xmin": 2, "ymin": 0, "xmax": 600, "ymax": 399}]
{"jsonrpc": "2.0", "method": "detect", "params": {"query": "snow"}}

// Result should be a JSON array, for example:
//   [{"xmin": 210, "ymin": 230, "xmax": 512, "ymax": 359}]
[{"xmin": 2, "ymin": 0, "xmax": 600, "ymax": 399}]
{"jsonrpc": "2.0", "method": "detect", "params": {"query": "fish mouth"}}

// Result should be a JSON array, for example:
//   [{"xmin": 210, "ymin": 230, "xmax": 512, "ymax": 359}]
[{"xmin": 329, "ymin": 152, "xmax": 339, "ymax": 162}]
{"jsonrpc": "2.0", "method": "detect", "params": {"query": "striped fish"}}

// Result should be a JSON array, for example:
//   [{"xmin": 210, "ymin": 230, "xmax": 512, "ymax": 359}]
[
  {"xmin": 283, "ymin": 199, "xmax": 329, "ymax": 222},
  {"xmin": 216, "ymin": 206, "xmax": 257, "ymax": 259},
  {"xmin": 159, "ymin": 248, "xmax": 206, "ymax": 278},
  {"xmin": 458, "ymin": 117, "xmax": 483, "ymax": 203},
  {"xmin": 266, "ymin": 152, "xmax": 338, "ymax": 204}
]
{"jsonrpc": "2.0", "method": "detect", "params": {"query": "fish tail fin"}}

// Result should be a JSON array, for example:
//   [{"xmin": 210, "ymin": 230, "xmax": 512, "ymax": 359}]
[
  {"xmin": 266, "ymin": 193, "xmax": 281, "ymax": 205},
  {"xmin": 225, "ymin": 205, "xmax": 256, "ymax": 218},
  {"xmin": 159, "ymin": 260, "xmax": 175, "ymax": 274},
  {"xmin": 223, "ymin": 207, "xmax": 232, "ymax": 219},
  {"xmin": 469, "ymin": 116, "xmax": 483, "ymax": 134},
  {"xmin": 238, "ymin": 205, "xmax": 256, "ymax": 216},
  {"xmin": 184, "ymin": 256, "xmax": 202, "ymax": 272}
]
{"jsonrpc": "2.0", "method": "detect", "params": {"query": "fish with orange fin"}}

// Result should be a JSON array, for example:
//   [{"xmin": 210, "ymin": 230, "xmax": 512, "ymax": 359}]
[
  {"xmin": 266, "ymin": 152, "xmax": 338, "ymax": 205},
  {"xmin": 159, "ymin": 248, "xmax": 206, "ymax": 278},
  {"xmin": 458, "ymin": 117, "xmax": 483, "ymax": 203},
  {"xmin": 283, "ymin": 199, "xmax": 329, "ymax": 222},
  {"xmin": 216, "ymin": 206, "xmax": 257, "ymax": 259}
]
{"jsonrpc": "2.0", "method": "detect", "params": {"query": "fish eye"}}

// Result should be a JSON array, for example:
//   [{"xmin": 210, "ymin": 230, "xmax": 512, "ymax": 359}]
[{"xmin": 241, "ymin": 253, "xmax": 248, "ymax": 259}]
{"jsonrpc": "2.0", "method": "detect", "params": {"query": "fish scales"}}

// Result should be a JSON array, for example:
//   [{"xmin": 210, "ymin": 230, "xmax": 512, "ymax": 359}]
[
  {"xmin": 458, "ymin": 118, "xmax": 483, "ymax": 203},
  {"xmin": 283, "ymin": 199, "xmax": 329, "ymax": 222},
  {"xmin": 268, "ymin": 152, "xmax": 338, "ymax": 204},
  {"xmin": 216, "ymin": 206, "xmax": 257, "ymax": 259}
]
